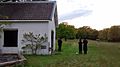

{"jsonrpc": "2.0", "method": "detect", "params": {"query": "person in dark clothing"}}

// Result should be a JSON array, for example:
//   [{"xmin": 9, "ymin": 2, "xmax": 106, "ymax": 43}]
[
  {"xmin": 78, "ymin": 38, "xmax": 82, "ymax": 54},
  {"xmin": 58, "ymin": 38, "xmax": 62, "ymax": 51},
  {"xmin": 83, "ymin": 38, "xmax": 88, "ymax": 54}
]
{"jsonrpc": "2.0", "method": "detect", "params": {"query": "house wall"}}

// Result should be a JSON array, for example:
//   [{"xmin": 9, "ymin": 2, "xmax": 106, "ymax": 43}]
[
  {"xmin": 48, "ymin": 18, "xmax": 56, "ymax": 53},
  {"xmin": 0, "ymin": 22, "xmax": 54, "ymax": 55}
]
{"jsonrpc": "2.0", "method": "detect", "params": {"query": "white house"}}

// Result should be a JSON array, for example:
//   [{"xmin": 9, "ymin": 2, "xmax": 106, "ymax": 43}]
[{"xmin": 0, "ymin": 1, "xmax": 58, "ymax": 55}]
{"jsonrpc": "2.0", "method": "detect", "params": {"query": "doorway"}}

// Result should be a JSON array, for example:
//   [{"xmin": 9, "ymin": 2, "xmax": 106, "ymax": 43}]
[{"xmin": 51, "ymin": 30, "xmax": 54, "ymax": 52}]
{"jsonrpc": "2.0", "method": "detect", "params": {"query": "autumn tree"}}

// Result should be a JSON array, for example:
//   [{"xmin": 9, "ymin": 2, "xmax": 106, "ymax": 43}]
[
  {"xmin": 98, "ymin": 26, "xmax": 120, "ymax": 42},
  {"xmin": 108, "ymin": 26, "xmax": 120, "ymax": 42},
  {"xmin": 89, "ymin": 29, "xmax": 99, "ymax": 40},
  {"xmin": 98, "ymin": 28, "xmax": 109, "ymax": 41},
  {"xmin": 76, "ymin": 26, "xmax": 98, "ymax": 40},
  {"xmin": 76, "ymin": 26, "xmax": 89, "ymax": 39}
]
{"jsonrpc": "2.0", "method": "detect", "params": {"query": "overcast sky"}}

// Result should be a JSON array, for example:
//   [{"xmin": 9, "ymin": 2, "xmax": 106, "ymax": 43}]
[{"xmin": 54, "ymin": 0, "xmax": 120, "ymax": 30}]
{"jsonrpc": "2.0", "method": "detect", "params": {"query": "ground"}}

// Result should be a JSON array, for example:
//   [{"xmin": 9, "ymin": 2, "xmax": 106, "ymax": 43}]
[{"xmin": 24, "ymin": 40, "xmax": 120, "ymax": 67}]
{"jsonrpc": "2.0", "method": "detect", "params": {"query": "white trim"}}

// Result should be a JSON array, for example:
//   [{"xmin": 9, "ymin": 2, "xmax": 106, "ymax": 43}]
[
  {"xmin": 3, "ymin": 28, "xmax": 18, "ymax": 30},
  {"xmin": 50, "ymin": 1, "xmax": 56, "ymax": 20}
]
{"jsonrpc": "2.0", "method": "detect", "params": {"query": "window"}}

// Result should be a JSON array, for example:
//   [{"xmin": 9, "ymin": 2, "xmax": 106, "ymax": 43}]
[{"xmin": 4, "ymin": 29, "xmax": 18, "ymax": 47}]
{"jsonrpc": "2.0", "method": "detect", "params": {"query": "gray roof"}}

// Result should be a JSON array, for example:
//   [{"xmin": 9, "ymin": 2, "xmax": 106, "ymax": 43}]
[{"xmin": 0, "ymin": 1, "xmax": 58, "ymax": 21}]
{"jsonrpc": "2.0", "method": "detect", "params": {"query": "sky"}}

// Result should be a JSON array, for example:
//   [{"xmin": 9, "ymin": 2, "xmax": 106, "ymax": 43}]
[{"xmin": 53, "ymin": 0, "xmax": 120, "ymax": 30}]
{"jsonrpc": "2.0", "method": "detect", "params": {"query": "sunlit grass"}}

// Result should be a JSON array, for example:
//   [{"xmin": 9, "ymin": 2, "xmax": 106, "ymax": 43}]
[{"xmin": 24, "ymin": 40, "xmax": 120, "ymax": 67}]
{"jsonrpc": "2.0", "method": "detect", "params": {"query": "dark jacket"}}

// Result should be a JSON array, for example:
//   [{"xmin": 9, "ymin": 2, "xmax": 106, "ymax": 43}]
[{"xmin": 58, "ymin": 39, "xmax": 62, "ymax": 45}]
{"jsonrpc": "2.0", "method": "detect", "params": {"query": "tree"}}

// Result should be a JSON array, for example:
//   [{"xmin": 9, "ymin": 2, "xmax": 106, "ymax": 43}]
[
  {"xmin": 98, "ymin": 28, "xmax": 109, "ymax": 41},
  {"xmin": 76, "ymin": 26, "xmax": 98, "ymax": 40},
  {"xmin": 108, "ymin": 26, "xmax": 120, "ymax": 42},
  {"xmin": 56, "ymin": 23, "xmax": 76, "ymax": 41},
  {"xmin": 98, "ymin": 26, "xmax": 120, "ymax": 42},
  {"xmin": 22, "ymin": 32, "xmax": 48, "ymax": 55},
  {"xmin": 76, "ymin": 26, "xmax": 90, "ymax": 39},
  {"xmin": 89, "ymin": 29, "xmax": 99, "ymax": 40}
]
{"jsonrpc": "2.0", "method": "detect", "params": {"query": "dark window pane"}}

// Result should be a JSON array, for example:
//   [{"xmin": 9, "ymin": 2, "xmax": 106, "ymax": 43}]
[{"xmin": 4, "ymin": 30, "xmax": 18, "ymax": 47}]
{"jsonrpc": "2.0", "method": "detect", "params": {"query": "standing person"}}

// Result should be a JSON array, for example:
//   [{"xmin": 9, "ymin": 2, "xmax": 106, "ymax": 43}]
[
  {"xmin": 58, "ymin": 38, "xmax": 62, "ymax": 51},
  {"xmin": 83, "ymin": 38, "xmax": 88, "ymax": 54},
  {"xmin": 78, "ymin": 38, "xmax": 82, "ymax": 54}
]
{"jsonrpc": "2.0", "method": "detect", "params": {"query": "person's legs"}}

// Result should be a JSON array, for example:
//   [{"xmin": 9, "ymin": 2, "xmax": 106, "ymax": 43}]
[
  {"xmin": 84, "ymin": 50, "xmax": 87, "ymax": 54},
  {"xmin": 58, "ymin": 44, "xmax": 60, "ymax": 51},
  {"xmin": 83, "ymin": 45, "xmax": 87, "ymax": 54},
  {"xmin": 79, "ymin": 50, "xmax": 82, "ymax": 54},
  {"xmin": 58, "ymin": 44, "xmax": 61, "ymax": 51},
  {"xmin": 59, "ymin": 44, "xmax": 62, "ymax": 51},
  {"xmin": 79, "ymin": 45, "xmax": 82, "ymax": 54}
]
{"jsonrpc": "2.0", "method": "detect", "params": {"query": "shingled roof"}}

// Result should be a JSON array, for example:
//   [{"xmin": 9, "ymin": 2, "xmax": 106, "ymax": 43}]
[{"xmin": 0, "ymin": 1, "xmax": 57, "ymax": 20}]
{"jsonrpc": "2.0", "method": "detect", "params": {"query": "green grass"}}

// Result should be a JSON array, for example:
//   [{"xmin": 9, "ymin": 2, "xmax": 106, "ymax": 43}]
[{"xmin": 24, "ymin": 40, "xmax": 120, "ymax": 67}]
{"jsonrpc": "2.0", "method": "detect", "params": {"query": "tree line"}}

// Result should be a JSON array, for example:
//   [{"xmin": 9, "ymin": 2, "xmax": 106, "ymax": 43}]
[
  {"xmin": 56, "ymin": 23, "xmax": 120, "ymax": 42},
  {"xmin": 99, "ymin": 26, "xmax": 120, "ymax": 42}
]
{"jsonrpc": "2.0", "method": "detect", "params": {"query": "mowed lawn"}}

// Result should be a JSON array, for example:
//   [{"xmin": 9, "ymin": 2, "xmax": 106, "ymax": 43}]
[{"xmin": 24, "ymin": 40, "xmax": 120, "ymax": 67}]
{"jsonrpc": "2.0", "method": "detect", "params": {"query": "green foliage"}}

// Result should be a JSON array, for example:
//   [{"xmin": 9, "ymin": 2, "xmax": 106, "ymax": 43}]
[
  {"xmin": 22, "ymin": 32, "xmax": 48, "ymax": 55},
  {"xmin": 0, "ymin": 22, "xmax": 10, "ymax": 25},
  {"xmin": 56, "ymin": 23, "xmax": 76, "ymax": 40},
  {"xmin": 0, "ymin": 22, "xmax": 11, "ymax": 30},
  {"xmin": 57, "ymin": 23, "xmax": 120, "ymax": 42}
]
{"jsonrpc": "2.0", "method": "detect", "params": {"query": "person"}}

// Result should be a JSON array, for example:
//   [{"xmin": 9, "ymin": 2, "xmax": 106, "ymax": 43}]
[
  {"xmin": 58, "ymin": 38, "xmax": 62, "ymax": 51},
  {"xmin": 78, "ymin": 38, "xmax": 82, "ymax": 54},
  {"xmin": 83, "ymin": 38, "xmax": 88, "ymax": 54}
]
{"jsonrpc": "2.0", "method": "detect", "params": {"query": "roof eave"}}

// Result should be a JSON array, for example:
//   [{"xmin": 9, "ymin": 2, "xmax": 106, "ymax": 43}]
[
  {"xmin": 0, "ymin": 20, "xmax": 50, "ymax": 22},
  {"xmin": 50, "ymin": 1, "xmax": 58, "ymax": 27},
  {"xmin": 49, "ymin": 1, "xmax": 56, "ymax": 20}
]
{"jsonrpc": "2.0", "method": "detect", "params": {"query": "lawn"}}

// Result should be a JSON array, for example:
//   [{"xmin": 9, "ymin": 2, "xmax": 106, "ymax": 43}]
[{"xmin": 24, "ymin": 40, "xmax": 120, "ymax": 67}]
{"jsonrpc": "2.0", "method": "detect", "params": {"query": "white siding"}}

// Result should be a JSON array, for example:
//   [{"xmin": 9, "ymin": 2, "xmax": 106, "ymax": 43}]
[
  {"xmin": 48, "ymin": 18, "xmax": 56, "ymax": 53},
  {"xmin": 0, "ymin": 22, "xmax": 52, "ymax": 55}
]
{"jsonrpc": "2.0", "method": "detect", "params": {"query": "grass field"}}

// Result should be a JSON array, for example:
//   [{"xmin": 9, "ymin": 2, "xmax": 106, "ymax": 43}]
[{"xmin": 24, "ymin": 40, "xmax": 120, "ymax": 67}]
